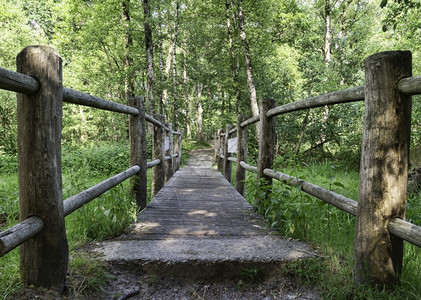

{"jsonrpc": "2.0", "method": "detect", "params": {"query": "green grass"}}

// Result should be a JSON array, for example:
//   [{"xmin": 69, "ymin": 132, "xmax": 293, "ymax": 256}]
[
  {"xmin": 242, "ymin": 158, "xmax": 421, "ymax": 299},
  {"xmin": 0, "ymin": 142, "xmax": 152, "ymax": 298}
]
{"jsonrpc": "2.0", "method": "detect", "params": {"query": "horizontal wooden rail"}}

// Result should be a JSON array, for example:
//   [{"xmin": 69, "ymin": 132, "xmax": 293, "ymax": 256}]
[
  {"xmin": 63, "ymin": 165, "xmax": 140, "ymax": 216},
  {"xmin": 145, "ymin": 113, "xmax": 163, "ymax": 127},
  {"xmin": 165, "ymin": 155, "xmax": 171, "ymax": 161},
  {"xmin": 0, "ymin": 216, "xmax": 44, "ymax": 257},
  {"xmin": 267, "ymin": 86, "xmax": 364, "ymax": 118},
  {"xmin": 0, "ymin": 67, "xmax": 39, "ymax": 95},
  {"xmin": 147, "ymin": 159, "xmax": 161, "ymax": 168},
  {"xmin": 63, "ymin": 88, "xmax": 139, "ymax": 115},
  {"xmin": 239, "ymin": 161, "xmax": 257, "ymax": 173},
  {"xmin": 264, "ymin": 169, "xmax": 357, "ymax": 216},
  {"xmin": 398, "ymin": 76, "xmax": 421, "ymax": 95},
  {"xmin": 388, "ymin": 218, "xmax": 421, "ymax": 248},
  {"xmin": 227, "ymin": 157, "xmax": 236, "ymax": 162},
  {"xmin": 229, "ymin": 127, "xmax": 237, "ymax": 134},
  {"xmin": 240, "ymin": 115, "xmax": 260, "ymax": 128}
]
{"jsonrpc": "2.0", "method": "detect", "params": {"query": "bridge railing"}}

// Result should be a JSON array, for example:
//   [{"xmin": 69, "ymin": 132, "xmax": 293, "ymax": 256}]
[
  {"xmin": 0, "ymin": 45, "xmax": 183, "ymax": 291},
  {"xmin": 215, "ymin": 51, "xmax": 421, "ymax": 287}
]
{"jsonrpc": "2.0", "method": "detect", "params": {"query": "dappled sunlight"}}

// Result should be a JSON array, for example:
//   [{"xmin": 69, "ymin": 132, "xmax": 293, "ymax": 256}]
[{"xmin": 187, "ymin": 210, "xmax": 216, "ymax": 217}]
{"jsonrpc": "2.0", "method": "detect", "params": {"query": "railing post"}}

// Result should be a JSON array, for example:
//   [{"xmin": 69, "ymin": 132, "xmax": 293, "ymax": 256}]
[
  {"xmin": 256, "ymin": 98, "xmax": 276, "ymax": 206},
  {"xmin": 152, "ymin": 114, "xmax": 166, "ymax": 197},
  {"xmin": 236, "ymin": 116, "xmax": 248, "ymax": 196},
  {"xmin": 129, "ymin": 96, "xmax": 147, "ymax": 209},
  {"xmin": 354, "ymin": 51, "xmax": 412, "ymax": 287},
  {"xmin": 217, "ymin": 129, "xmax": 224, "ymax": 173},
  {"xmin": 165, "ymin": 123, "xmax": 174, "ymax": 183},
  {"xmin": 224, "ymin": 124, "xmax": 234, "ymax": 183},
  {"xmin": 16, "ymin": 46, "xmax": 68, "ymax": 292}
]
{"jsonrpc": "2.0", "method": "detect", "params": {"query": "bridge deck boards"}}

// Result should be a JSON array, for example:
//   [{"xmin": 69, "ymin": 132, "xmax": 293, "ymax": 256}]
[{"xmin": 93, "ymin": 166, "xmax": 314, "ymax": 275}]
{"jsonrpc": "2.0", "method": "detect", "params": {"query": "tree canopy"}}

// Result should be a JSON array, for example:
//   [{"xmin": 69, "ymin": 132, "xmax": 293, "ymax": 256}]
[{"xmin": 0, "ymin": 0, "xmax": 420, "ymax": 160}]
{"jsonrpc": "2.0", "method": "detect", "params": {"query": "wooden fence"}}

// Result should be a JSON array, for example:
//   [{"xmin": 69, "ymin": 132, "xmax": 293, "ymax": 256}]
[
  {"xmin": 215, "ymin": 51, "xmax": 421, "ymax": 287},
  {"xmin": 0, "ymin": 45, "xmax": 184, "ymax": 291}
]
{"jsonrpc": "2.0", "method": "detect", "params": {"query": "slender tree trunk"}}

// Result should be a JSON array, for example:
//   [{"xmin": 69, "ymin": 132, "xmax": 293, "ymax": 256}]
[
  {"xmin": 225, "ymin": 0, "xmax": 241, "ymax": 115},
  {"xmin": 196, "ymin": 84, "xmax": 203, "ymax": 141},
  {"xmin": 183, "ymin": 56, "xmax": 191, "ymax": 138},
  {"xmin": 238, "ymin": 0, "xmax": 260, "ymax": 139},
  {"xmin": 324, "ymin": 0, "xmax": 331, "ymax": 63},
  {"xmin": 172, "ymin": 0, "xmax": 180, "ymax": 127},
  {"xmin": 143, "ymin": 0, "xmax": 155, "ymax": 113},
  {"xmin": 122, "ymin": 0, "xmax": 134, "ymax": 101},
  {"xmin": 295, "ymin": 75, "xmax": 316, "ymax": 155}
]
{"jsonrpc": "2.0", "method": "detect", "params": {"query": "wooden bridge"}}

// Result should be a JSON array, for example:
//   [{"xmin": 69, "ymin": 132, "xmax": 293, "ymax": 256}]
[
  {"xmin": 92, "ymin": 149, "xmax": 313, "ymax": 283},
  {"xmin": 2, "ymin": 46, "xmax": 421, "ymax": 295}
]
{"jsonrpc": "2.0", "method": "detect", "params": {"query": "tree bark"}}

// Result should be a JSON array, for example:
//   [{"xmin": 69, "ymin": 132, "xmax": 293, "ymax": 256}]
[
  {"xmin": 172, "ymin": 0, "xmax": 180, "ymax": 127},
  {"xmin": 143, "ymin": 0, "xmax": 155, "ymax": 113},
  {"xmin": 122, "ymin": 0, "xmax": 135, "ymax": 101},
  {"xmin": 225, "ymin": 0, "xmax": 241, "ymax": 114},
  {"xmin": 238, "ymin": 0, "xmax": 260, "ymax": 140}
]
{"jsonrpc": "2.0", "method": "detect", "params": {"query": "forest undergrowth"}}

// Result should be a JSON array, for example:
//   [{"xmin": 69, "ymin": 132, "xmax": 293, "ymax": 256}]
[{"xmin": 244, "ymin": 155, "xmax": 421, "ymax": 299}]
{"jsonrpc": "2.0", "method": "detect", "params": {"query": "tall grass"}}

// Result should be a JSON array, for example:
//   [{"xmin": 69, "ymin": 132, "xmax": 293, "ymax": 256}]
[
  {"xmin": 244, "ymin": 158, "xmax": 421, "ymax": 299},
  {"xmin": 0, "ymin": 142, "xmax": 145, "ymax": 298}
]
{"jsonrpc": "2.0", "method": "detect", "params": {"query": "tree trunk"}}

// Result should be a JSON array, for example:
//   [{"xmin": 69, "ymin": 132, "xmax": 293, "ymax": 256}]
[
  {"xmin": 183, "ymin": 58, "xmax": 191, "ymax": 138},
  {"xmin": 143, "ymin": 0, "xmax": 155, "ymax": 113},
  {"xmin": 172, "ymin": 0, "xmax": 180, "ymax": 127},
  {"xmin": 196, "ymin": 84, "xmax": 203, "ymax": 141},
  {"xmin": 122, "ymin": 0, "xmax": 135, "ymax": 101},
  {"xmin": 238, "ymin": 0, "xmax": 260, "ymax": 140},
  {"xmin": 324, "ymin": 0, "xmax": 331, "ymax": 63}
]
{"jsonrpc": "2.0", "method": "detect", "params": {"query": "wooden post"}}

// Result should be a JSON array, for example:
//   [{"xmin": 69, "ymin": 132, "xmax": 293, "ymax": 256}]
[
  {"xmin": 17, "ymin": 46, "xmax": 68, "ymax": 292},
  {"xmin": 152, "ymin": 114, "xmax": 166, "ymax": 197},
  {"xmin": 224, "ymin": 124, "xmax": 234, "ymax": 183},
  {"xmin": 354, "ymin": 51, "xmax": 412, "ymax": 287},
  {"xmin": 236, "ymin": 116, "xmax": 248, "ymax": 196},
  {"xmin": 129, "ymin": 96, "xmax": 147, "ymax": 209},
  {"xmin": 217, "ymin": 129, "xmax": 224, "ymax": 173},
  {"xmin": 256, "ymin": 99, "xmax": 276, "ymax": 206},
  {"xmin": 165, "ymin": 123, "xmax": 174, "ymax": 183}
]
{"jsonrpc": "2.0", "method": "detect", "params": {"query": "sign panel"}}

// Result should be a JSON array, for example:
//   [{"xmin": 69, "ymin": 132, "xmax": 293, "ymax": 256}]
[{"xmin": 228, "ymin": 137, "xmax": 237, "ymax": 153}]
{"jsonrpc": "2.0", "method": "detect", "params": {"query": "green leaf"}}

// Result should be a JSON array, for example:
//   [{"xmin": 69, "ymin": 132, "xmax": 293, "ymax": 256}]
[{"xmin": 333, "ymin": 182, "xmax": 345, "ymax": 189}]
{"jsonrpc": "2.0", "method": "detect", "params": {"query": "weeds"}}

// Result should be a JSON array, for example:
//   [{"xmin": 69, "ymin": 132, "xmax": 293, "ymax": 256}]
[
  {"xmin": 0, "ymin": 143, "xmax": 142, "ymax": 298},
  {"xmin": 244, "ymin": 157, "xmax": 421, "ymax": 299}
]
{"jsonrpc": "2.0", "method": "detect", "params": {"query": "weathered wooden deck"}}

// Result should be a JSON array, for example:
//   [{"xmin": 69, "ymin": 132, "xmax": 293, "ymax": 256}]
[{"xmin": 93, "ymin": 158, "xmax": 314, "ymax": 279}]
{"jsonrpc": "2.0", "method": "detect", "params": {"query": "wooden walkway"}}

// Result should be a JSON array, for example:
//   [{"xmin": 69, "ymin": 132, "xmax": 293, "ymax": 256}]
[{"xmin": 93, "ymin": 154, "xmax": 314, "ymax": 279}]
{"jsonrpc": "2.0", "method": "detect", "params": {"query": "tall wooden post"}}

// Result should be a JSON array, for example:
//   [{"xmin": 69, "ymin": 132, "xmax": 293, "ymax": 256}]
[
  {"xmin": 236, "ymin": 116, "xmax": 248, "ymax": 196},
  {"xmin": 152, "ymin": 114, "xmax": 165, "ymax": 197},
  {"xmin": 165, "ymin": 123, "xmax": 174, "ymax": 183},
  {"xmin": 256, "ymin": 99, "xmax": 276, "ymax": 206},
  {"xmin": 224, "ymin": 124, "xmax": 234, "ymax": 183},
  {"xmin": 354, "ymin": 51, "xmax": 412, "ymax": 286},
  {"xmin": 17, "ymin": 46, "xmax": 68, "ymax": 292},
  {"xmin": 129, "ymin": 96, "xmax": 147, "ymax": 209},
  {"xmin": 217, "ymin": 129, "xmax": 224, "ymax": 173}
]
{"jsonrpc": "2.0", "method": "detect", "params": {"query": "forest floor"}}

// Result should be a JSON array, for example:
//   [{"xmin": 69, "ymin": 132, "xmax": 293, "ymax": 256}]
[{"xmin": 14, "ymin": 146, "xmax": 320, "ymax": 300}]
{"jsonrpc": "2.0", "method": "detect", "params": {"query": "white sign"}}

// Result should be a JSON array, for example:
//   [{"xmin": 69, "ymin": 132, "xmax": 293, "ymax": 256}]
[{"xmin": 228, "ymin": 138, "xmax": 237, "ymax": 153}]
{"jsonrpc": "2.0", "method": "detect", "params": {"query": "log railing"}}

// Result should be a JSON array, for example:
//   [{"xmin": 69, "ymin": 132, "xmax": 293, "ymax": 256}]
[
  {"xmin": 215, "ymin": 51, "xmax": 421, "ymax": 287},
  {"xmin": 0, "ymin": 45, "xmax": 184, "ymax": 291}
]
